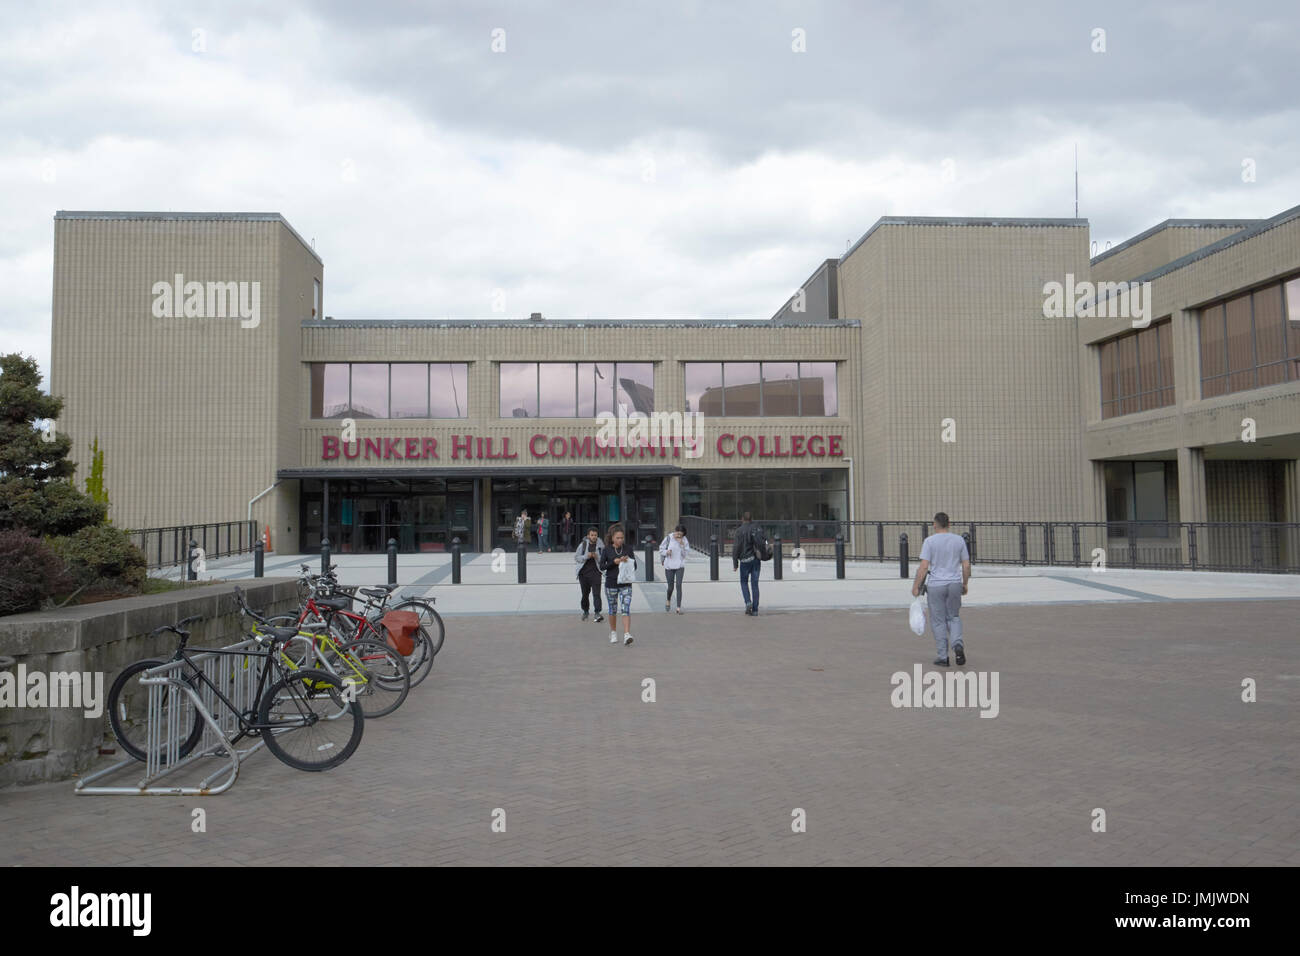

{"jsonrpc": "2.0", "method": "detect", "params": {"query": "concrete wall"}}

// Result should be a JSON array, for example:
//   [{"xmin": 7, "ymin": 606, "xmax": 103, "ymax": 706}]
[{"xmin": 0, "ymin": 581, "xmax": 298, "ymax": 787}]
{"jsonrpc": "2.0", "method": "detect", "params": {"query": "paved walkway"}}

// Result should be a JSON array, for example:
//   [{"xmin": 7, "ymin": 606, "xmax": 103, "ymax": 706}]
[
  {"xmin": 160, "ymin": 551, "xmax": 1300, "ymax": 617},
  {"xmin": 2, "ymin": 600, "xmax": 1297, "ymax": 865}
]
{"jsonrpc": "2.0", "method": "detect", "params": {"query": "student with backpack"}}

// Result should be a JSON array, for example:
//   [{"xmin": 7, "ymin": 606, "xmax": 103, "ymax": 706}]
[{"xmin": 731, "ymin": 512, "xmax": 770, "ymax": 616}]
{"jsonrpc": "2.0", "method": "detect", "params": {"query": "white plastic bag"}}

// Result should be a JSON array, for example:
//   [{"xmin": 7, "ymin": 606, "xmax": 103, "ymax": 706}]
[
  {"xmin": 908, "ymin": 596, "xmax": 927, "ymax": 636},
  {"xmin": 617, "ymin": 555, "xmax": 637, "ymax": 585}
]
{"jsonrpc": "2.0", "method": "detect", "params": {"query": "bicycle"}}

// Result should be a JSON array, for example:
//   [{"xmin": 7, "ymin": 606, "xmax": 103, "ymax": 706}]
[
  {"xmin": 237, "ymin": 591, "xmax": 410, "ymax": 719},
  {"xmin": 106, "ymin": 599, "xmax": 364, "ymax": 771},
  {"xmin": 291, "ymin": 564, "xmax": 442, "ymax": 686}
]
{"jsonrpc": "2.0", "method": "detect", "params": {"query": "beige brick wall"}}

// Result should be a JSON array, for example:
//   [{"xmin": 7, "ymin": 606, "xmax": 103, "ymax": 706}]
[
  {"xmin": 49, "ymin": 214, "xmax": 321, "ymax": 537},
  {"xmin": 839, "ymin": 221, "xmax": 1092, "ymax": 520},
  {"xmin": 1091, "ymin": 224, "xmax": 1253, "ymax": 284}
]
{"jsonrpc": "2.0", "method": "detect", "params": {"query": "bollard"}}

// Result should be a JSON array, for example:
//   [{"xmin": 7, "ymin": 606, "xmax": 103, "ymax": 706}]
[
  {"xmin": 321, "ymin": 537, "xmax": 331, "ymax": 575},
  {"xmin": 644, "ymin": 536, "xmax": 654, "ymax": 583},
  {"xmin": 835, "ymin": 534, "xmax": 845, "ymax": 579},
  {"xmin": 773, "ymin": 533, "xmax": 783, "ymax": 580},
  {"xmin": 451, "ymin": 537, "xmax": 461, "ymax": 584},
  {"xmin": 187, "ymin": 538, "xmax": 198, "ymax": 581},
  {"xmin": 899, "ymin": 532, "xmax": 909, "ymax": 579},
  {"xmin": 709, "ymin": 534, "xmax": 719, "ymax": 581},
  {"xmin": 253, "ymin": 538, "xmax": 264, "ymax": 578},
  {"xmin": 962, "ymin": 533, "xmax": 972, "ymax": 565},
  {"xmin": 387, "ymin": 538, "xmax": 398, "ymax": 586},
  {"xmin": 517, "ymin": 542, "xmax": 527, "ymax": 583}
]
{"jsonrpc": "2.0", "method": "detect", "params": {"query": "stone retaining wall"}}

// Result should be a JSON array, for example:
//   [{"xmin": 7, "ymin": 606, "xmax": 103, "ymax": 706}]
[{"xmin": 0, "ymin": 580, "xmax": 298, "ymax": 787}]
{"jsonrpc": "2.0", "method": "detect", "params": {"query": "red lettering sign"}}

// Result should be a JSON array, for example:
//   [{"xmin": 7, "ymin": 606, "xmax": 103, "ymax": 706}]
[
  {"xmin": 322, "ymin": 436, "xmax": 339, "ymax": 459},
  {"xmin": 717, "ymin": 434, "xmax": 736, "ymax": 457},
  {"xmin": 827, "ymin": 434, "xmax": 843, "ymax": 457}
]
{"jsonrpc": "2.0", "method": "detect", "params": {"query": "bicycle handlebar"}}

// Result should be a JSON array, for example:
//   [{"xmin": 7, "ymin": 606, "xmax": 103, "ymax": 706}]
[{"xmin": 149, "ymin": 615, "xmax": 203, "ymax": 638}]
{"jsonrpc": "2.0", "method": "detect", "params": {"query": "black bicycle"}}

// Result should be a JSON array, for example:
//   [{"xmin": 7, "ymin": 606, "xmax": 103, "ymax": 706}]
[{"xmin": 105, "ymin": 595, "xmax": 364, "ymax": 772}]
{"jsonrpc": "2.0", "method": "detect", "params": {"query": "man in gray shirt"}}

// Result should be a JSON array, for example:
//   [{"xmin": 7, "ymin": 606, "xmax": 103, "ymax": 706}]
[{"xmin": 910, "ymin": 512, "xmax": 971, "ymax": 667}]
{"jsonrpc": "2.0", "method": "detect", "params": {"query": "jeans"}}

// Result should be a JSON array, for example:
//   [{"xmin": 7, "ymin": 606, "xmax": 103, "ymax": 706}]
[
  {"xmin": 579, "ymin": 569, "xmax": 603, "ymax": 613},
  {"xmin": 665, "ymin": 567, "xmax": 684, "ymax": 607},
  {"xmin": 927, "ymin": 582, "xmax": 964, "ymax": 658},
  {"xmin": 738, "ymin": 558, "xmax": 760, "ymax": 610}
]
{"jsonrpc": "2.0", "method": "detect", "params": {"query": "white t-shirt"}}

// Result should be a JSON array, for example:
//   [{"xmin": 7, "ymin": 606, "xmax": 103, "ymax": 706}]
[{"xmin": 920, "ymin": 532, "xmax": 969, "ymax": 585}]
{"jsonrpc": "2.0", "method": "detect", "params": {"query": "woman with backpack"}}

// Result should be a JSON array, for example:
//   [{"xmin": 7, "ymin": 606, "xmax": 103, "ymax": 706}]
[
  {"xmin": 598, "ymin": 523, "xmax": 637, "ymax": 646},
  {"xmin": 659, "ymin": 524, "xmax": 690, "ymax": 613}
]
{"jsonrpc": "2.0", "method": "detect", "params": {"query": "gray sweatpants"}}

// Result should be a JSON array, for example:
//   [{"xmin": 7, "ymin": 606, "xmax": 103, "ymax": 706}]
[{"xmin": 927, "ymin": 582, "xmax": 964, "ymax": 658}]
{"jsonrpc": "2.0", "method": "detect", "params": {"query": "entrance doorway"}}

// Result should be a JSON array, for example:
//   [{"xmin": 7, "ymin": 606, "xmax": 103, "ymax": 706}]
[{"xmin": 300, "ymin": 478, "xmax": 476, "ymax": 553}]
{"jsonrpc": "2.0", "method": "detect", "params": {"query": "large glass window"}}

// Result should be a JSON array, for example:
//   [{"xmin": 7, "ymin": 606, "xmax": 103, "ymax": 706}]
[
  {"xmin": 309, "ymin": 363, "xmax": 469, "ymax": 419},
  {"xmin": 429, "ymin": 363, "xmax": 468, "ymax": 417},
  {"xmin": 1199, "ymin": 276, "xmax": 1300, "ymax": 397},
  {"xmin": 501, "ymin": 362, "xmax": 654, "ymax": 418},
  {"xmin": 1097, "ymin": 320, "xmax": 1173, "ymax": 419},
  {"xmin": 683, "ymin": 362, "xmax": 839, "ymax": 416},
  {"xmin": 679, "ymin": 469, "xmax": 847, "ymax": 522},
  {"xmin": 500, "ymin": 363, "xmax": 538, "ymax": 418},
  {"xmin": 390, "ymin": 364, "xmax": 429, "ymax": 418}
]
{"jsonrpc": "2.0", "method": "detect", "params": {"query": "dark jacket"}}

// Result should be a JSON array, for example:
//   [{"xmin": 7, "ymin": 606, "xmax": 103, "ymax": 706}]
[
  {"xmin": 574, "ymin": 537, "xmax": 602, "ymax": 579},
  {"xmin": 598, "ymin": 541, "xmax": 637, "ymax": 589},
  {"xmin": 732, "ymin": 522, "xmax": 761, "ymax": 566}
]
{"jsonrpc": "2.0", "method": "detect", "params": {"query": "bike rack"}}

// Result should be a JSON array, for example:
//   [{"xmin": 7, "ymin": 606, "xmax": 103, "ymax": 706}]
[{"xmin": 76, "ymin": 638, "xmax": 268, "ymax": 796}]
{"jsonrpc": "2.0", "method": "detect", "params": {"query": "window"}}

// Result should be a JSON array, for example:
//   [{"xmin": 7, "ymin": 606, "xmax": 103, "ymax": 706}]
[
  {"xmin": 1103, "ymin": 460, "xmax": 1172, "ymax": 536},
  {"xmin": 1097, "ymin": 320, "xmax": 1174, "ymax": 419},
  {"xmin": 312, "ymin": 279, "xmax": 321, "ymax": 319},
  {"xmin": 683, "ymin": 362, "xmax": 839, "ymax": 416},
  {"xmin": 499, "ymin": 362, "xmax": 655, "ymax": 418},
  {"xmin": 1199, "ymin": 277, "xmax": 1300, "ymax": 397},
  {"xmin": 679, "ymin": 469, "xmax": 847, "ymax": 522},
  {"xmin": 309, "ymin": 363, "xmax": 469, "ymax": 419}
]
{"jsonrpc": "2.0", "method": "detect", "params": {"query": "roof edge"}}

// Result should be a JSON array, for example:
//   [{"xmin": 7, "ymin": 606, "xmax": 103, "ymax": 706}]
[{"xmin": 54, "ymin": 210, "xmax": 322, "ymax": 264}]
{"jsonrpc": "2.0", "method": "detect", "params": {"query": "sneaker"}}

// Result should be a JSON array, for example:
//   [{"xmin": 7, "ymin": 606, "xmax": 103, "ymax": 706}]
[
  {"xmin": 624, "ymin": 633, "xmax": 634, "ymax": 646},
  {"xmin": 581, "ymin": 612, "xmax": 589, "ymax": 621},
  {"xmin": 675, "ymin": 607, "xmax": 683, "ymax": 614},
  {"xmin": 954, "ymin": 644, "xmax": 966, "ymax": 666},
  {"xmin": 609, "ymin": 632, "xmax": 618, "ymax": 643},
  {"xmin": 593, "ymin": 614, "xmax": 604, "ymax": 622},
  {"xmin": 665, "ymin": 602, "xmax": 671, "ymax": 612},
  {"xmin": 933, "ymin": 656, "xmax": 950, "ymax": 667},
  {"xmin": 743, "ymin": 605, "xmax": 753, "ymax": 615}
]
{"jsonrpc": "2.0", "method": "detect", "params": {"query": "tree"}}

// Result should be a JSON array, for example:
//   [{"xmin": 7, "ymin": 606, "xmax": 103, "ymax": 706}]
[
  {"xmin": 85, "ymin": 436, "xmax": 110, "ymax": 511},
  {"xmin": 0, "ymin": 353, "xmax": 107, "ymax": 536}
]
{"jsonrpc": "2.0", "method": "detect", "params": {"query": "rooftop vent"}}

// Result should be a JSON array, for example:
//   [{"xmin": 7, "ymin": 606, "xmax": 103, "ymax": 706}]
[{"xmin": 529, "ymin": 312, "xmax": 544, "ymax": 321}]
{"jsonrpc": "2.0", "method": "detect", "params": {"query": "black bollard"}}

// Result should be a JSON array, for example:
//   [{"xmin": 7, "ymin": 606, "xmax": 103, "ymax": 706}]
[
  {"xmin": 321, "ymin": 537, "xmax": 331, "ymax": 576},
  {"xmin": 644, "ymin": 536, "xmax": 654, "ymax": 582},
  {"xmin": 253, "ymin": 538, "xmax": 264, "ymax": 578},
  {"xmin": 387, "ymin": 538, "xmax": 398, "ymax": 585},
  {"xmin": 517, "ymin": 542, "xmax": 527, "ymax": 583},
  {"xmin": 709, "ymin": 534, "xmax": 719, "ymax": 581},
  {"xmin": 899, "ymin": 533, "xmax": 909, "ymax": 579},
  {"xmin": 774, "ymin": 533, "xmax": 783, "ymax": 580},
  {"xmin": 451, "ymin": 537, "xmax": 461, "ymax": 584},
  {"xmin": 835, "ymin": 534, "xmax": 845, "ymax": 579},
  {"xmin": 187, "ymin": 538, "xmax": 198, "ymax": 581}
]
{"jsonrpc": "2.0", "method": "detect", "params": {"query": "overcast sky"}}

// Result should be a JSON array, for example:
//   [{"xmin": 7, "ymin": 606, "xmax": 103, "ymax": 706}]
[{"xmin": 3, "ymin": 0, "xmax": 1298, "ymax": 379}]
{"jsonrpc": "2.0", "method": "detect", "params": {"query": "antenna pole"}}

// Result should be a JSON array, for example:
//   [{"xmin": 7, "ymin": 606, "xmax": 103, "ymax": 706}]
[{"xmin": 1074, "ymin": 144, "xmax": 1079, "ymax": 218}]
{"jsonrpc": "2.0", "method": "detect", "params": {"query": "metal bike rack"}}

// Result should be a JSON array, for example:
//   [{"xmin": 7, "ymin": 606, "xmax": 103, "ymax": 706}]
[{"xmin": 76, "ymin": 638, "xmax": 267, "ymax": 796}]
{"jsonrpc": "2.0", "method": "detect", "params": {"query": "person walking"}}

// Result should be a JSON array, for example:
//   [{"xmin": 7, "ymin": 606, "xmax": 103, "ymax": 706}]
[
  {"xmin": 659, "ymin": 524, "xmax": 690, "ymax": 613},
  {"xmin": 560, "ymin": 511, "xmax": 574, "ymax": 551},
  {"xmin": 575, "ymin": 526, "xmax": 604, "ymax": 622},
  {"xmin": 517, "ymin": 509, "xmax": 531, "ymax": 552},
  {"xmin": 731, "ymin": 512, "xmax": 766, "ymax": 615},
  {"xmin": 910, "ymin": 512, "xmax": 971, "ymax": 667},
  {"xmin": 537, "ymin": 513, "xmax": 549, "ymax": 552},
  {"xmin": 513, "ymin": 510, "xmax": 527, "ymax": 549},
  {"xmin": 598, "ymin": 523, "xmax": 637, "ymax": 645}
]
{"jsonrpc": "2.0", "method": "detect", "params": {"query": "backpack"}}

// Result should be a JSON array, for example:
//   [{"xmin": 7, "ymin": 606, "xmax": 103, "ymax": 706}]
[{"xmin": 754, "ymin": 526, "xmax": 773, "ymax": 561}]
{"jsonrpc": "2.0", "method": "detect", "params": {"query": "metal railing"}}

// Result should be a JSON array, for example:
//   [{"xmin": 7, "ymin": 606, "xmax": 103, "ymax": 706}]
[
  {"xmin": 128, "ymin": 521, "xmax": 260, "ymax": 570},
  {"xmin": 76, "ymin": 637, "xmax": 266, "ymax": 796},
  {"xmin": 679, "ymin": 516, "xmax": 1300, "ymax": 573}
]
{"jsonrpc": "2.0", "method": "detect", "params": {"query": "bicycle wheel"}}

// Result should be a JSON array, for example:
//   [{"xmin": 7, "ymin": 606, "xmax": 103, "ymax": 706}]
[
  {"xmin": 392, "ymin": 599, "xmax": 445, "ymax": 657},
  {"xmin": 107, "ymin": 659, "xmax": 204, "ymax": 763},
  {"xmin": 330, "ymin": 638, "xmax": 410, "ymax": 718},
  {"xmin": 358, "ymin": 614, "xmax": 434, "ymax": 688},
  {"xmin": 257, "ymin": 669, "xmax": 363, "ymax": 772}
]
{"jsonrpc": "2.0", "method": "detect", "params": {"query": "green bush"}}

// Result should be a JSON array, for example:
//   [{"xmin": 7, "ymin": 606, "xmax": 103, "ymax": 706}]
[
  {"xmin": 50, "ymin": 524, "xmax": 147, "ymax": 592},
  {"xmin": 0, "ymin": 530, "xmax": 69, "ymax": 615}
]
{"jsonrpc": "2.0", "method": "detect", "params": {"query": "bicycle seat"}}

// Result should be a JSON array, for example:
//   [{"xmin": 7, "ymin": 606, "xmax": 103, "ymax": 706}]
[
  {"xmin": 257, "ymin": 625, "xmax": 302, "ymax": 644},
  {"xmin": 360, "ymin": 584, "xmax": 399, "ymax": 597},
  {"xmin": 314, "ymin": 596, "xmax": 352, "ymax": 611}
]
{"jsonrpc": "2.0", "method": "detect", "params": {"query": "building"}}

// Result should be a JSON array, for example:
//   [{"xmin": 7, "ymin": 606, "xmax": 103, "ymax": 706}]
[{"xmin": 47, "ymin": 206, "xmax": 1300, "ymax": 559}]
